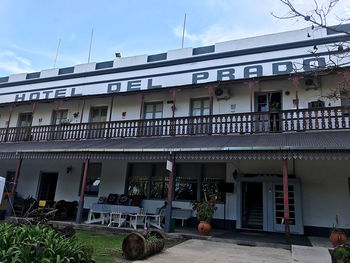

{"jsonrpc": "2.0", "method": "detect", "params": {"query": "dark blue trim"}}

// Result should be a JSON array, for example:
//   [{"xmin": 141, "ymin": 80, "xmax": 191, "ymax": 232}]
[
  {"xmin": 26, "ymin": 72, "xmax": 40, "ymax": 80},
  {"xmin": 327, "ymin": 23, "xmax": 350, "ymax": 35},
  {"xmin": 193, "ymin": 45, "xmax": 215, "ymax": 55},
  {"xmin": 58, "ymin": 67, "xmax": 74, "ymax": 75},
  {"xmin": 147, "ymin": 53, "xmax": 167, "ymax": 62},
  {"xmin": 0, "ymin": 34, "xmax": 350, "ymax": 89},
  {"xmin": 96, "ymin": 61, "xmax": 114, "ymax": 70},
  {"xmin": 0, "ymin": 49, "xmax": 344, "ymax": 97},
  {"xmin": 0, "ymin": 77, "xmax": 9, "ymax": 83}
]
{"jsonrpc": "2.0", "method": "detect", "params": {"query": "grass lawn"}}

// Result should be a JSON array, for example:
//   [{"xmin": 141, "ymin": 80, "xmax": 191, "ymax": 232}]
[{"xmin": 75, "ymin": 230, "xmax": 180, "ymax": 263}]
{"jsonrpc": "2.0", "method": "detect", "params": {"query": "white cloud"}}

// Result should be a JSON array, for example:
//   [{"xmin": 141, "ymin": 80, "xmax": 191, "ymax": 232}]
[{"xmin": 0, "ymin": 51, "xmax": 35, "ymax": 74}]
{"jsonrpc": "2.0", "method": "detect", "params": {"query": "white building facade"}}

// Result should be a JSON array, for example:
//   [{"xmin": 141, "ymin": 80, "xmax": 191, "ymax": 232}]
[{"xmin": 0, "ymin": 24, "xmax": 349, "ymax": 236}]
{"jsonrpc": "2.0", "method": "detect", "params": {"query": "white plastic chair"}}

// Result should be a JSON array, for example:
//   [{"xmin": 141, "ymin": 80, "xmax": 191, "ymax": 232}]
[
  {"xmin": 85, "ymin": 204, "xmax": 110, "ymax": 224},
  {"xmin": 129, "ymin": 208, "xmax": 147, "ymax": 230},
  {"xmin": 147, "ymin": 208, "xmax": 166, "ymax": 229},
  {"xmin": 108, "ymin": 206, "xmax": 127, "ymax": 228}
]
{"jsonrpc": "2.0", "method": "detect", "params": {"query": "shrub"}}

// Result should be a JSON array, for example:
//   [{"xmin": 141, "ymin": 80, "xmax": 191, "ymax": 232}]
[
  {"xmin": 0, "ymin": 223, "xmax": 92, "ymax": 263},
  {"xmin": 192, "ymin": 200, "xmax": 217, "ymax": 223}
]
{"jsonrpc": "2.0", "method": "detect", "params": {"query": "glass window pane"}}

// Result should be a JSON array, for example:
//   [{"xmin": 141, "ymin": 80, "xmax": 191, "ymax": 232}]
[
  {"xmin": 175, "ymin": 182, "xmax": 197, "ymax": 200},
  {"xmin": 154, "ymin": 112, "xmax": 162, "ymax": 118},
  {"xmin": 202, "ymin": 182, "xmax": 224, "ymax": 202},
  {"xmin": 192, "ymin": 109, "xmax": 201, "ymax": 116},
  {"xmin": 155, "ymin": 103, "xmax": 163, "ymax": 112},
  {"xmin": 203, "ymin": 99, "xmax": 210, "ymax": 108},
  {"xmin": 83, "ymin": 163, "xmax": 102, "ymax": 196},
  {"xmin": 192, "ymin": 100, "xmax": 201, "ymax": 109},
  {"xmin": 145, "ymin": 104, "xmax": 154, "ymax": 113},
  {"xmin": 145, "ymin": 113, "xmax": 153, "ymax": 119},
  {"xmin": 202, "ymin": 108, "xmax": 210, "ymax": 115}
]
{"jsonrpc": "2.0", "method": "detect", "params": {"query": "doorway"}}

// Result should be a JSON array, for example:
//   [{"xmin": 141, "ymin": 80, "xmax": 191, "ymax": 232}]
[
  {"xmin": 254, "ymin": 92, "xmax": 282, "ymax": 132},
  {"xmin": 37, "ymin": 172, "xmax": 58, "ymax": 201},
  {"xmin": 241, "ymin": 182, "xmax": 263, "ymax": 230}
]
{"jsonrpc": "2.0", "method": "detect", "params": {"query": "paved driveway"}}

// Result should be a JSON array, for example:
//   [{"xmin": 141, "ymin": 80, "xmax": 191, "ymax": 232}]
[{"xmin": 134, "ymin": 239, "xmax": 294, "ymax": 263}]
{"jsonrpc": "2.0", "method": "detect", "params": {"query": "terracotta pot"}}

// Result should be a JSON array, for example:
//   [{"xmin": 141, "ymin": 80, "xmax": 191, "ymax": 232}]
[
  {"xmin": 198, "ymin": 221, "xmax": 211, "ymax": 236},
  {"xmin": 330, "ymin": 231, "xmax": 347, "ymax": 247}
]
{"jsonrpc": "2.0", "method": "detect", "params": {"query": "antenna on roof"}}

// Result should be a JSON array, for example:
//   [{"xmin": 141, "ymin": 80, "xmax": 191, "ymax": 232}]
[
  {"xmin": 53, "ymin": 38, "xmax": 61, "ymax": 68},
  {"xmin": 88, "ymin": 27, "xmax": 94, "ymax": 63},
  {"xmin": 181, "ymin": 13, "xmax": 187, "ymax": 48}
]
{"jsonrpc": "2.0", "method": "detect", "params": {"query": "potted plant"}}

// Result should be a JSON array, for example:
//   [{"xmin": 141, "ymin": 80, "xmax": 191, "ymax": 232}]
[
  {"xmin": 192, "ymin": 200, "xmax": 217, "ymax": 236},
  {"xmin": 330, "ymin": 216, "xmax": 347, "ymax": 248}
]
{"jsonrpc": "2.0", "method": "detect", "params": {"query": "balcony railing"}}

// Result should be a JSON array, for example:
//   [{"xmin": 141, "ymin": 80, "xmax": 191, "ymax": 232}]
[{"xmin": 0, "ymin": 106, "xmax": 349, "ymax": 143}]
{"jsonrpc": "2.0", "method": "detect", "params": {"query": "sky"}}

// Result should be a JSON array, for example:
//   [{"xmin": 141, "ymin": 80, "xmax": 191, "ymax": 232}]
[{"xmin": 0, "ymin": 0, "xmax": 349, "ymax": 77}]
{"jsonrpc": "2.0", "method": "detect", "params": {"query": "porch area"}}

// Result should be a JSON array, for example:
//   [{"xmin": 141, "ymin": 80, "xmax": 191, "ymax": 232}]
[{"xmin": 0, "ymin": 131, "xmax": 349, "ymax": 239}]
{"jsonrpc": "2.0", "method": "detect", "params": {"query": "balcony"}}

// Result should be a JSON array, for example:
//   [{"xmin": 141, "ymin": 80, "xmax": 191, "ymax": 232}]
[{"xmin": 0, "ymin": 106, "xmax": 349, "ymax": 143}]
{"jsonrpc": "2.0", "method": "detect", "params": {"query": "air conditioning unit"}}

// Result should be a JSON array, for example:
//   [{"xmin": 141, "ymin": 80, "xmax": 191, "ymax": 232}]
[
  {"xmin": 304, "ymin": 78, "xmax": 321, "ymax": 90},
  {"xmin": 215, "ymin": 87, "xmax": 231, "ymax": 100}
]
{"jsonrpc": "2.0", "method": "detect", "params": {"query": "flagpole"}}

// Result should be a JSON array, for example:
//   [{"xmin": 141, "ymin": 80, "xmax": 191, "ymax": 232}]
[{"xmin": 88, "ymin": 27, "xmax": 94, "ymax": 63}]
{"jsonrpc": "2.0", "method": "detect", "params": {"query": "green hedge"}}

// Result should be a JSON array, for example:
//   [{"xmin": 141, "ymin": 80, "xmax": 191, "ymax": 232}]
[{"xmin": 0, "ymin": 223, "xmax": 92, "ymax": 263}]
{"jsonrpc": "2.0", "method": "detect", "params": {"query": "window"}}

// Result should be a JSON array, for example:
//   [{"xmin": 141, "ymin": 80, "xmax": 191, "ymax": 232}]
[
  {"xmin": 80, "ymin": 162, "xmax": 102, "ymax": 196},
  {"xmin": 51, "ymin": 110, "xmax": 68, "ymax": 125},
  {"xmin": 5, "ymin": 171, "xmax": 15, "ymax": 192},
  {"xmin": 127, "ymin": 163, "xmax": 168, "ymax": 199},
  {"xmin": 202, "ymin": 164, "xmax": 226, "ymax": 202},
  {"xmin": 127, "ymin": 164, "xmax": 151, "ymax": 197},
  {"xmin": 174, "ymin": 163, "xmax": 200, "ymax": 201},
  {"xmin": 126, "ymin": 163, "xmax": 226, "ymax": 202},
  {"xmin": 17, "ymin": 112, "xmax": 33, "ymax": 127},
  {"xmin": 191, "ymin": 98, "xmax": 210, "ymax": 116},
  {"xmin": 144, "ymin": 102, "xmax": 163, "ymax": 119},
  {"xmin": 90, "ymin": 107, "xmax": 108, "ymax": 122},
  {"xmin": 341, "ymin": 91, "xmax": 350, "ymax": 107}
]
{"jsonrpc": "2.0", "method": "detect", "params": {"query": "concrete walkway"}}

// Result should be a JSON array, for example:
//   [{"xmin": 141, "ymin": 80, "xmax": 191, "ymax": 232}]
[
  {"xmin": 134, "ymin": 239, "xmax": 332, "ymax": 263},
  {"xmin": 134, "ymin": 239, "xmax": 294, "ymax": 263}
]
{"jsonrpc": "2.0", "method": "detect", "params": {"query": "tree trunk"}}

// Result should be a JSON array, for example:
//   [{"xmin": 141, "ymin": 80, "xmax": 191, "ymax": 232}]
[{"xmin": 122, "ymin": 230, "xmax": 165, "ymax": 260}]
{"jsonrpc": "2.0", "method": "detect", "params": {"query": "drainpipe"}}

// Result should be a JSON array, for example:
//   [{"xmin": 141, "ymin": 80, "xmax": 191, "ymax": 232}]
[
  {"xmin": 164, "ymin": 153, "xmax": 175, "ymax": 233},
  {"xmin": 76, "ymin": 158, "xmax": 89, "ymax": 224},
  {"xmin": 283, "ymin": 159, "xmax": 291, "ymax": 244},
  {"xmin": 80, "ymin": 99, "xmax": 86, "ymax": 124},
  {"xmin": 6, "ymin": 158, "xmax": 23, "ymax": 217}
]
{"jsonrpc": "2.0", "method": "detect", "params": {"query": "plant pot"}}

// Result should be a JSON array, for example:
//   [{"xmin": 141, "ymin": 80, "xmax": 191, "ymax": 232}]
[
  {"xmin": 198, "ymin": 221, "xmax": 211, "ymax": 236},
  {"xmin": 330, "ymin": 232, "xmax": 347, "ymax": 247}
]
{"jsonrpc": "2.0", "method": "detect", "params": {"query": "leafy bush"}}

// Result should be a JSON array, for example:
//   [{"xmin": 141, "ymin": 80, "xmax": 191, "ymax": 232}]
[
  {"xmin": 0, "ymin": 223, "xmax": 92, "ymax": 263},
  {"xmin": 192, "ymin": 200, "xmax": 217, "ymax": 223}
]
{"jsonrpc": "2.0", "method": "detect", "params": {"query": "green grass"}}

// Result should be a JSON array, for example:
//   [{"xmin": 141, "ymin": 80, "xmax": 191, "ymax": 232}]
[
  {"xmin": 75, "ymin": 230, "xmax": 126, "ymax": 263},
  {"xmin": 75, "ymin": 230, "xmax": 181, "ymax": 263}
]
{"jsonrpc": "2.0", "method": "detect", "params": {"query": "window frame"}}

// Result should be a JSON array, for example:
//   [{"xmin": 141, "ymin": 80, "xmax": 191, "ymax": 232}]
[
  {"xmin": 79, "ymin": 162, "xmax": 102, "ymax": 197},
  {"xmin": 51, "ymin": 109, "xmax": 69, "ymax": 125},
  {"xmin": 143, "ymin": 102, "xmax": 163, "ymax": 119},
  {"xmin": 190, "ymin": 97, "xmax": 210, "ymax": 116}
]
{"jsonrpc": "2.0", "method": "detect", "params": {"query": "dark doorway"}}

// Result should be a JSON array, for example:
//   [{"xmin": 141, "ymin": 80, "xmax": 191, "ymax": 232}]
[
  {"xmin": 255, "ymin": 92, "xmax": 282, "ymax": 132},
  {"xmin": 37, "ymin": 172, "xmax": 58, "ymax": 201},
  {"xmin": 242, "ymin": 182, "xmax": 263, "ymax": 229}
]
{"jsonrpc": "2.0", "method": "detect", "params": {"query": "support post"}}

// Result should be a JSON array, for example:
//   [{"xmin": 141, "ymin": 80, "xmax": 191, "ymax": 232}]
[
  {"xmin": 80, "ymin": 99, "xmax": 86, "ymax": 124},
  {"xmin": 164, "ymin": 154, "xmax": 175, "ymax": 233},
  {"xmin": 4, "ymin": 104, "xmax": 14, "ymax": 142},
  {"xmin": 76, "ymin": 158, "xmax": 89, "ymax": 224},
  {"xmin": 283, "ymin": 159, "xmax": 291, "ymax": 244},
  {"xmin": 289, "ymin": 76, "xmax": 303, "ymax": 110},
  {"xmin": 139, "ymin": 94, "xmax": 145, "ymax": 119},
  {"xmin": 53, "ymin": 100, "xmax": 62, "ymax": 125},
  {"xmin": 6, "ymin": 158, "xmax": 23, "ymax": 217},
  {"xmin": 244, "ymin": 81, "xmax": 258, "ymax": 113}
]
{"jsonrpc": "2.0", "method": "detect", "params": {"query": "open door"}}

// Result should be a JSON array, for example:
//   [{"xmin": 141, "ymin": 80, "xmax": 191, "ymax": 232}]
[
  {"xmin": 37, "ymin": 172, "xmax": 58, "ymax": 201},
  {"xmin": 241, "ymin": 182, "xmax": 263, "ymax": 230}
]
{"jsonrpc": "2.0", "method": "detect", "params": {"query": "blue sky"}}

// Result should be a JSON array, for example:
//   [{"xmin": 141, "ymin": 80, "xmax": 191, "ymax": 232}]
[{"xmin": 0, "ymin": 0, "xmax": 349, "ymax": 77}]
